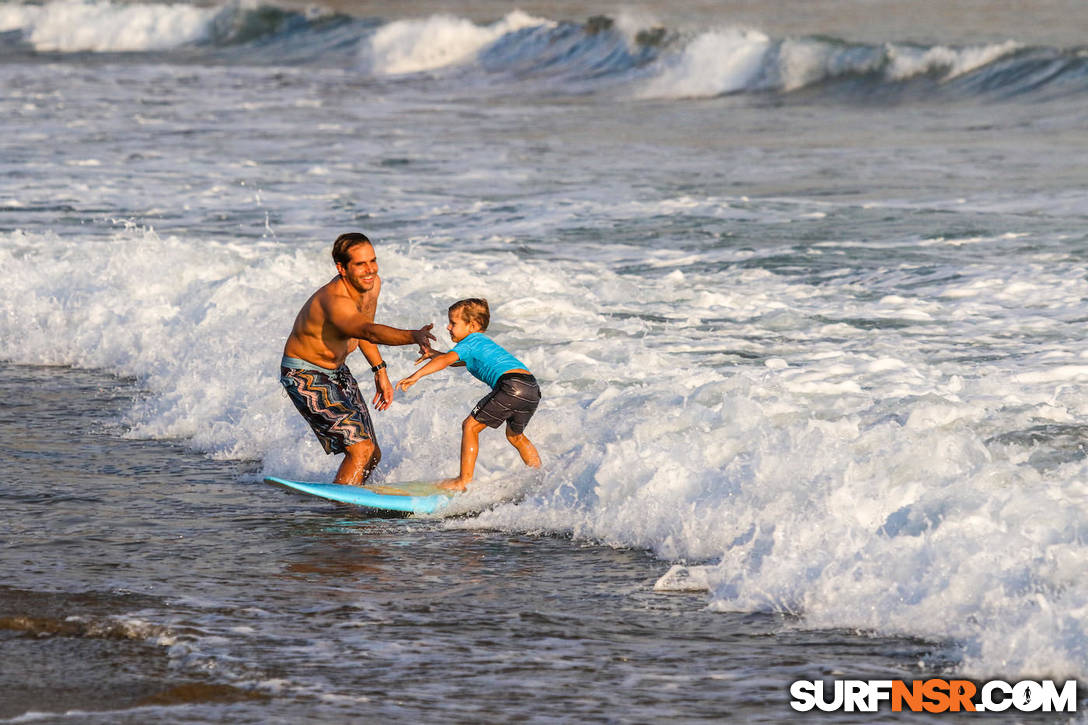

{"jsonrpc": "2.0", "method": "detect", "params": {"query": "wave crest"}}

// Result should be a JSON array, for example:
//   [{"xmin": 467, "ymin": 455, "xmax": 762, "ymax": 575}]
[
  {"xmin": 639, "ymin": 31, "xmax": 1031, "ymax": 98},
  {"xmin": 365, "ymin": 10, "xmax": 553, "ymax": 76},
  {"xmin": 0, "ymin": 0, "xmax": 215, "ymax": 52},
  {"xmin": 0, "ymin": 1, "xmax": 1084, "ymax": 102}
]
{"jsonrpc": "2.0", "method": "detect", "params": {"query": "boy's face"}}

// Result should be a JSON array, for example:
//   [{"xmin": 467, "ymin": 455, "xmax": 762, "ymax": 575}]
[{"xmin": 447, "ymin": 311, "xmax": 478, "ymax": 343}]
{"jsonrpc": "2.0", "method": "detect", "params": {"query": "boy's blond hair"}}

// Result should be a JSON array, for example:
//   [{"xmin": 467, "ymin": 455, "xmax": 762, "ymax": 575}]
[{"xmin": 449, "ymin": 298, "xmax": 490, "ymax": 331}]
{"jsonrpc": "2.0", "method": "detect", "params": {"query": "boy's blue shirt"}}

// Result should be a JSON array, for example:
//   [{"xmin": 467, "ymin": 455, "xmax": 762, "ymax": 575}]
[{"xmin": 451, "ymin": 332, "xmax": 528, "ymax": 389}]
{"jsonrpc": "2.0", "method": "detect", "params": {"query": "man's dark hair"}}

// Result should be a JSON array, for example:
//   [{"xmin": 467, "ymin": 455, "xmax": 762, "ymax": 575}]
[
  {"xmin": 449, "ymin": 298, "xmax": 490, "ymax": 331},
  {"xmin": 332, "ymin": 232, "xmax": 372, "ymax": 267}
]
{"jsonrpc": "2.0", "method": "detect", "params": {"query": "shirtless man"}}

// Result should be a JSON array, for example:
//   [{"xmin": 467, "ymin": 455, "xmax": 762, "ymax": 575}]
[{"xmin": 280, "ymin": 232, "xmax": 434, "ymax": 485}]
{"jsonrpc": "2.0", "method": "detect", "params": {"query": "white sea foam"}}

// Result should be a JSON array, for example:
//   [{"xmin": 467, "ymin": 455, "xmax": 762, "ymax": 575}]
[
  {"xmin": 0, "ymin": 0, "xmax": 215, "ymax": 52},
  {"xmin": 364, "ymin": 11, "xmax": 553, "ymax": 75},
  {"xmin": 775, "ymin": 37, "xmax": 886, "ymax": 92},
  {"xmin": 886, "ymin": 40, "xmax": 1022, "ymax": 81},
  {"xmin": 639, "ymin": 28, "xmax": 771, "ymax": 99},
  {"xmin": 639, "ymin": 29, "xmax": 1022, "ymax": 98},
  {"xmin": 4, "ymin": 208, "xmax": 1088, "ymax": 682}
]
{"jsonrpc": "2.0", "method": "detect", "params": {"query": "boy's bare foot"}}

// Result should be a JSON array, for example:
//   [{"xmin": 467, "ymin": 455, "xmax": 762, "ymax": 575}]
[{"xmin": 438, "ymin": 477, "xmax": 468, "ymax": 492}]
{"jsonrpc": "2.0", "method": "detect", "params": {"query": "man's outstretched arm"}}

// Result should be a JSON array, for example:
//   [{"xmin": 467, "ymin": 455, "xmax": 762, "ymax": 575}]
[
  {"xmin": 354, "ymin": 321, "xmax": 435, "ymax": 355},
  {"xmin": 327, "ymin": 298, "xmax": 435, "ymax": 354}
]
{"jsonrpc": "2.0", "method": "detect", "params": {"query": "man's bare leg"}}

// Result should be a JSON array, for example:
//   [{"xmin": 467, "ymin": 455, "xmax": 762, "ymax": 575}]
[
  {"xmin": 505, "ymin": 425, "xmax": 540, "ymax": 468},
  {"xmin": 334, "ymin": 440, "xmax": 380, "ymax": 485},
  {"xmin": 439, "ymin": 416, "xmax": 488, "ymax": 491}
]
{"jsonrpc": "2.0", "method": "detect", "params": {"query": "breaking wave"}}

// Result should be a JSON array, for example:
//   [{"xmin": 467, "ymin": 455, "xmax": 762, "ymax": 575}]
[{"xmin": 1, "ymin": 0, "xmax": 1087, "ymax": 101}]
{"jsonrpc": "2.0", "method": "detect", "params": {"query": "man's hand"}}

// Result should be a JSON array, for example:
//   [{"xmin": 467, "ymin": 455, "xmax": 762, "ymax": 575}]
[
  {"xmin": 395, "ymin": 376, "xmax": 417, "ymax": 393},
  {"xmin": 412, "ymin": 324, "xmax": 436, "ymax": 356},
  {"xmin": 372, "ymin": 369, "xmax": 394, "ymax": 411}
]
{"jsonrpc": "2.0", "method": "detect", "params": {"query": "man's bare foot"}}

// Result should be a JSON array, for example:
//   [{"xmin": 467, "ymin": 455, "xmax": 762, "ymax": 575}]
[{"xmin": 437, "ymin": 477, "xmax": 468, "ymax": 492}]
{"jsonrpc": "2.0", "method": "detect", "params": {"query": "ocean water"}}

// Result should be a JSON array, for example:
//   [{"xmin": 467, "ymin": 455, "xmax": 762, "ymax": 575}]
[{"xmin": 2, "ymin": 0, "xmax": 1088, "ymax": 720}]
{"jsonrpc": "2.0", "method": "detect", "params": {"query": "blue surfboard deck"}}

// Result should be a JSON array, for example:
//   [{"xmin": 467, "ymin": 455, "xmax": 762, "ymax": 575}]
[{"xmin": 265, "ymin": 476, "xmax": 453, "ymax": 515}]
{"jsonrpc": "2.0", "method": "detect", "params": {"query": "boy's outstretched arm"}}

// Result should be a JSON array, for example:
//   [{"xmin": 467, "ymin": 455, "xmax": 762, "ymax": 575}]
[
  {"xmin": 396, "ymin": 351, "xmax": 460, "ymax": 392},
  {"xmin": 414, "ymin": 349, "xmax": 465, "ymax": 367}
]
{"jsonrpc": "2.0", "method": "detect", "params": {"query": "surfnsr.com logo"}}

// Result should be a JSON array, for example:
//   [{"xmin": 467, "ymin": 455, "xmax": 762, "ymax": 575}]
[{"xmin": 789, "ymin": 679, "xmax": 1078, "ymax": 713}]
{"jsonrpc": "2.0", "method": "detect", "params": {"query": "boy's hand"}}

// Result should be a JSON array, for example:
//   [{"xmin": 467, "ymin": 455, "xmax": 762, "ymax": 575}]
[
  {"xmin": 395, "ymin": 377, "xmax": 416, "ymax": 393},
  {"xmin": 414, "ymin": 348, "xmax": 442, "ymax": 365}
]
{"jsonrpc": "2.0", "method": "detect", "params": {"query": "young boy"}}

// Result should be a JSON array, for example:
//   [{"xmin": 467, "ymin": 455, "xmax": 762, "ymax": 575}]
[{"xmin": 395, "ymin": 298, "xmax": 541, "ymax": 491}]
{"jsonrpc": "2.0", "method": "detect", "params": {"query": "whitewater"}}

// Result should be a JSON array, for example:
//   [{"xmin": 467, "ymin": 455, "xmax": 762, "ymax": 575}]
[{"xmin": 2, "ymin": 0, "xmax": 1088, "ymax": 719}]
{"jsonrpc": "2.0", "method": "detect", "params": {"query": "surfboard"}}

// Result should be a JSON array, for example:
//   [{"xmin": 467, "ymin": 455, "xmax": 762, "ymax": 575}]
[{"xmin": 264, "ymin": 476, "xmax": 453, "ymax": 516}]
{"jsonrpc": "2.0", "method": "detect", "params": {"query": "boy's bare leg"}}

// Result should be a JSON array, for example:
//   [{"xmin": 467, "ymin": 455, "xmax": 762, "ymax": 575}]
[
  {"xmin": 505, "ymin": 426, "xmax": 540, "ymax": 468},
  {"xmin": 334, "ymin": 440, "xmax": 380, "ymax": 485},
  {"xmin": 439, "ymin": 417, "xmax": 488, "ymax": 491}
]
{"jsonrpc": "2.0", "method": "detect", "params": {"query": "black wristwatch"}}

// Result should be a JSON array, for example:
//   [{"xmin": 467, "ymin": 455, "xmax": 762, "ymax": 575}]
[{"xmin": 371, "ymin": 361, "xmax": 387, "ymax": 374}]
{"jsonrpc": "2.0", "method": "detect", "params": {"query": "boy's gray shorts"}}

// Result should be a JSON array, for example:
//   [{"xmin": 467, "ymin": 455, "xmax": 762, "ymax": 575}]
[{"xmin": 471, "ymin": 373, "xmax": 540, "ymax": 434}]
